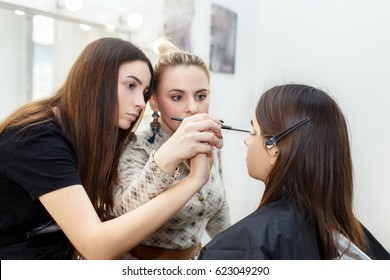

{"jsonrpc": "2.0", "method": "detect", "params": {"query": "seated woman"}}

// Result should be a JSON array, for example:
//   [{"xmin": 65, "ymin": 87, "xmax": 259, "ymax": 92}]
[{"xmin": 198, "ymin": 84, "xmax": 390, "ymax": 260}]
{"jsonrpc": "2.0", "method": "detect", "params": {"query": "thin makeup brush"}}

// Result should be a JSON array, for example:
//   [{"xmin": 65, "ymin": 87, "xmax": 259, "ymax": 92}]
[{"xmin": 170, "ymin": 117, "xmax": 250, "ymax": 133}]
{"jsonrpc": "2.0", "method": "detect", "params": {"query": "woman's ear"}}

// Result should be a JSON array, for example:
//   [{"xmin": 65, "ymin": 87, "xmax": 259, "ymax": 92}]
[
  {"xmin": 149, "ymin": 94, "xmax": 159, "ymax": 111},
  {"xmin": 268, "ymin": 146, "xmax": 279, "ymax": 166}
]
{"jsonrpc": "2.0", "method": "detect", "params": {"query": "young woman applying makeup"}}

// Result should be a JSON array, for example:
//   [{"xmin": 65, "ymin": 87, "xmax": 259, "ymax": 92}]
[{"xmin": 0, "ymin": 37, "xmax": 222, "ymax": 259}]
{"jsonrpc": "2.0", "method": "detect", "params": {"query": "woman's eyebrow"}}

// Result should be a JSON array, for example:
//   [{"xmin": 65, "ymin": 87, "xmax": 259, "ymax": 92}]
[
  {"xmin": 167, "ymin": 88, "xmax": 185, "ymax": 93},
  {"xmin": 126, "ymin": 75, "xmax": 143, "ymax": 84},
  {"xmin": 195, "ymin": 88, "xmax": 209, "ymax": 93}
]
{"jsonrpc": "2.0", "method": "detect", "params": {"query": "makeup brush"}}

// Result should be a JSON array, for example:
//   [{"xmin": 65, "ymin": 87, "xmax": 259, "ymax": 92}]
[{"xmin": 171, "ymin": 117, "xmax": 250, "ymax": 133}]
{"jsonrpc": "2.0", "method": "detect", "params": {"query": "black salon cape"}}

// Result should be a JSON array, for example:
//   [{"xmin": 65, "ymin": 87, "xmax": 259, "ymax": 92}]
[{"xmin": 198, "ymin": 199, "xmax": 390, "ymax": 260}]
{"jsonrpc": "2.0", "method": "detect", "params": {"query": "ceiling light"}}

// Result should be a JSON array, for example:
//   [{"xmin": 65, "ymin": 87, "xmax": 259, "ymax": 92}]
[
  {"xmin": 105, "ymin": 24, "xmax": 116, "ymax": 31},
  {"xmin": 14, "ymin": 10, "xmax": 25, "ymax": 16},
  {"xmin": 79, "ymin": 24, "xmax": 91, "ymax": 31},
  {"xmin": 126, "ymin": 12, "xmax": 143, "ymax": 29},
  {"xmin": 57, "ymin": 0, "xmax": 83, "ymax": 12}
]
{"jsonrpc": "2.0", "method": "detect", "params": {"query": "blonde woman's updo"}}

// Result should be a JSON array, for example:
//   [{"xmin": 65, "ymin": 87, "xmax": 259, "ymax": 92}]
[
  {"xmin": 157, "ymin": 40, "xmax": 181, "ymax": 56},
  {"xmin": 153, "ymin": 40, "xmax": 210, "ymax": 91}
]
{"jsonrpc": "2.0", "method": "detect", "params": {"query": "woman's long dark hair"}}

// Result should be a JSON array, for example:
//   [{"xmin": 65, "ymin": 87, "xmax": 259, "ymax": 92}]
[
  {"xmin": 256, "ymin": 84, "xmax": 365, "ymax": 259},
  {"xmin": 0, "ymin": 37, "xmax": 154, "ymax": 219}
]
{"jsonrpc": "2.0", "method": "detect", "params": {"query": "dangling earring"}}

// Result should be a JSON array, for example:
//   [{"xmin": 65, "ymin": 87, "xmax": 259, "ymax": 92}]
[{"xmin": 147, "ymin": 111, "xmax": 161, "ymax": 144}]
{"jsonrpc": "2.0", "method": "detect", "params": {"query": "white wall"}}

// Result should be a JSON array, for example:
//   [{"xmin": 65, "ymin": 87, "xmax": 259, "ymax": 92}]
[
  {"xmin": 192, "ymin": 0, "xmax": 263, "ymax": 236},
  {"xmin": 254, "ymin": 0, "xmax": 390, "ymax": 249}
]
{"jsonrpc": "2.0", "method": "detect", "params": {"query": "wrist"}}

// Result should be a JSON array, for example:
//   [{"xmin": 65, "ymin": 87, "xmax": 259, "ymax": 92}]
[{"xmin": 153, "ymin": 148, "xmax": 180, "ymax": 176}]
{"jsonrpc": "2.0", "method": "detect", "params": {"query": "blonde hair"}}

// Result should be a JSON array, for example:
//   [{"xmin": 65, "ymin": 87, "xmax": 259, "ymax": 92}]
[{"xmin": 153, "ymin": 40, "xmax": 210, "ymax": 90}]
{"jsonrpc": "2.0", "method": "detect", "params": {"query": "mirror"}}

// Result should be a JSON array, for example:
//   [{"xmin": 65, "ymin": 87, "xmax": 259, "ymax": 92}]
[{"xmin": 0, "ymin": 3, "xmax": 131, "ymax": 120}]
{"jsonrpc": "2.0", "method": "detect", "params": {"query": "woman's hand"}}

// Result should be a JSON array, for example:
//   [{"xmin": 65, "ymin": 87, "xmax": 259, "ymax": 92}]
[
  {"xmin": 188, "ymin": 152, "xmax": 213, "ymax": 186},
  {"xmin": 154, "ymin": 113, "xmax": 222, "ymax": 175}
]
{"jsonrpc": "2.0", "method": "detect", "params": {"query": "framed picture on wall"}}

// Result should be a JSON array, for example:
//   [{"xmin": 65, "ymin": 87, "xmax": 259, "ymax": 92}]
[
  {"xmin": 209, "ymin": 4, "xmax": 237, "ymax": 74},
  {"xmin": 163, "ymin": 0, "xmax": 195, "ymax": 52}
]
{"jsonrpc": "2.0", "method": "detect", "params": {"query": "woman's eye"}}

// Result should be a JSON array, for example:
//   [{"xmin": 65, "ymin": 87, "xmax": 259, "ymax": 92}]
[
  {"xmin": 195, "ymin": 94, "xmax": 207, "ymax": 101},
  {"xmin": 128, "ymin": 83, "xmax": 136, "ymax": 90},
  {"xmin": 171, "ymin": 95, "xmax": 182, "ymax": 101}
]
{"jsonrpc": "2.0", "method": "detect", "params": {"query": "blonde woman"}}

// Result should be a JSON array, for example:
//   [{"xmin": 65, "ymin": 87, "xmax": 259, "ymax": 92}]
[{"xmin": 114, "ymin": 41, "xmax": 230, "ymax": 259}]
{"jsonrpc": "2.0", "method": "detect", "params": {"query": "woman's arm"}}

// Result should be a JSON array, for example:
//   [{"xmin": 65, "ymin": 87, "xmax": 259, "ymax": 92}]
[
  {"xmin": 113, "ymin": 145, "xmax": 179, "ymax": 216},
  {"xmin": 40, "ymin": 153, "xmax": 211, "ymax": 260},
  {"xmin": 113, "ymin": 113, "xmax": 222, "ymax": 216}
]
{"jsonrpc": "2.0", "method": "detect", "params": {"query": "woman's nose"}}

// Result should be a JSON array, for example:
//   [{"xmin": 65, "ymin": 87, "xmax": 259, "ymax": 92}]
[
  {"xmin": 186, "ymin": 99, "xmax": 198, "ymax": 114},
  {"xmin": 135, "ymin": 91, "xmax": 146, "ymax": 109},
  {"xmin": 244, "ymin": 136, "xmax": 249, "ymax": 146}
]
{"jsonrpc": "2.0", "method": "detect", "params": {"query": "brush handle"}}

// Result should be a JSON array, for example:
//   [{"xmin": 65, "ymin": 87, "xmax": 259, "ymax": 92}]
[{"xmin": 170, "ymin": 117, "xmax": 250, "ymax": 133}]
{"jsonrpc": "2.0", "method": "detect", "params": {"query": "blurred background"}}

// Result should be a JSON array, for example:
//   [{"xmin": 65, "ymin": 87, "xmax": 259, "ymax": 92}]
[{"xmin": 0, "ymin": 0, "xmax": 389, "ymax": 250}]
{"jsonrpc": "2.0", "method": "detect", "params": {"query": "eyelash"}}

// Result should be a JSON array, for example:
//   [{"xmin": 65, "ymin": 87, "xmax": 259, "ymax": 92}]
[
  {"xmin": 127, "ymin": 83, "xmax": 136, "ymax": 90},
  {"xmin": 171, "ymin": 95, "xmax": 182, "ymax": 101},
  {"xmin": 195, "ymin": 94, "xmax": 207, "ymax": 101}
]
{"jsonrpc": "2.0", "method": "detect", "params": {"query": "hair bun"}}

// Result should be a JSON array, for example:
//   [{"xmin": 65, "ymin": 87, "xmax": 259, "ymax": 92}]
[{"xmin": 158, "ymin": 40, "xmax": 180, "ymax": 56}]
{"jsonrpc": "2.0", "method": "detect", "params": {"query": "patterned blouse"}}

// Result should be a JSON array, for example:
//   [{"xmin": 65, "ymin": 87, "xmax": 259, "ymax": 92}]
[{"xmin": 113, "ymin": 127, "xmax": 231, "ymax": 259}]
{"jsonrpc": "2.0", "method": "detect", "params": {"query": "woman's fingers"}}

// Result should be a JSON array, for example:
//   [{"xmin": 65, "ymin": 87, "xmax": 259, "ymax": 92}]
[
  {"xmin": 178, "ymin": 113, "xmax": 223, "ymax": 140},
  {"xmin": 191, "ymin": 130, "xmax": 222, "ymax": 149},
  {"xmin": 155, "ymin": 113, "xmax": 222, "ymax": 174}
]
